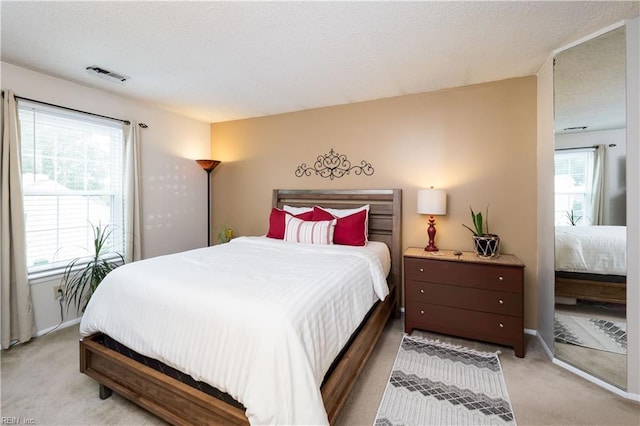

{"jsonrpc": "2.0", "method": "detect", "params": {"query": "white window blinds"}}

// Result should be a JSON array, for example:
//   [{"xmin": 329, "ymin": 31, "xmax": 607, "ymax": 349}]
[
  {"xmin": 554, "ymin": 148, "xmax": 595, "ymax": 226},
  {"xmin": 18, "ymin": 100, "xmax": 125, "ymax": 274}
]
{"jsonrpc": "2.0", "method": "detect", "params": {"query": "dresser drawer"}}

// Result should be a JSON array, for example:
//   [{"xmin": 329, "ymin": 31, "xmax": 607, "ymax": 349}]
[
  {"xmin": 405, "ymin": 280, "xmax": 522, "ymax": 316},
  {"xmin": 404, "ymin": 257, "xmax": 522, "ymax": 293},
  {"xmin": 405, "ymin": 302, "xmax": 523, "ymax": 343}
]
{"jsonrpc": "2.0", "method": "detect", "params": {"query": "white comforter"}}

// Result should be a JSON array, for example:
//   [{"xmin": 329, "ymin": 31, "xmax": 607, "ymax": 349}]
[
  {"xmin": 555, "ymin": 226, "xmax": 626, "ymax": 275},
  {"xmin": 79, "ymin": 236, "xmax": 390, "ymax": 425}
]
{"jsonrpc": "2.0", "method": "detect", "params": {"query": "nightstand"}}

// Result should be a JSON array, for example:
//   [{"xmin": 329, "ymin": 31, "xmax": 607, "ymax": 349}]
[{"xmin": 404, "ymin": 248, "xmax": 526, "ymax": 357}]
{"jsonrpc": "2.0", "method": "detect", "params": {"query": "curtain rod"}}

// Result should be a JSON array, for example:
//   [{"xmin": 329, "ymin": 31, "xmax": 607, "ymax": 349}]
[
  {"xmin": 555, "ymin": 144, "xmax": 616, "ymax": 152},
  {"xmin": 14, "ymin": 95, "xmax": 148, "ymax": 128}
]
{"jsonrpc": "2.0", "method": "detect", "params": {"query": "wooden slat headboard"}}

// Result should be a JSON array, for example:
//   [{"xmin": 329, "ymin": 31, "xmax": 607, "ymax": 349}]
[{"xmin": 273, "ymin": 189, "xmax": 402, "ymax": 317}]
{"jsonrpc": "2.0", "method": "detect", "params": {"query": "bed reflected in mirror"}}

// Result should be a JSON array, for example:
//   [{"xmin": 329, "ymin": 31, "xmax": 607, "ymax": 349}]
[{"xmin": 553, "ymin": 26, "xmax": 627, "ymax": 390}]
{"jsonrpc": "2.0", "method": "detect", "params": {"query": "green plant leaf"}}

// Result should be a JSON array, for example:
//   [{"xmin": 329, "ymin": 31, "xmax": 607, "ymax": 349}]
[
  {"xmin": 462, "ymin": 205, "xmax": 491, "ymax": 236},
  {"xmin": 472, "ymin": 208, "xmax": 484, "ymax": 236},
  {"xmin": 461, "ymin": 224, "xmax": 478, "ymax": 235},
  {"xmin": 485, "ymin": 204, "xmax": 490, "ymax": 235},
  {"xmin": 61, "ymin": 222, "xmax": 124, "ymax": 313}
]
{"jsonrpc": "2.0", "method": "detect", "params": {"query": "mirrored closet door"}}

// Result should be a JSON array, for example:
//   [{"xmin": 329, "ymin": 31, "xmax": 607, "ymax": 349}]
[{"xmin": 553, "ymin": 26, "xmax": 627, "ymax": 390}]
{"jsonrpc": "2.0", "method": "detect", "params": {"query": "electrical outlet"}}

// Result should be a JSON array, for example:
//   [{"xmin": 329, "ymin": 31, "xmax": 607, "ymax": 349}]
[{"xmin": 53, "ymin": 286, "xmax": 64, "ymax": 301}]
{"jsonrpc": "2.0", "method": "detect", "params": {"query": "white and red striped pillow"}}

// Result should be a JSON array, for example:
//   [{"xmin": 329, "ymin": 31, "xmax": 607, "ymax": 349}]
[
  {"xmin": 266, "ymin": 207, "xmax": 315, "ymax": 239},
  {"xmin": 284, "ymin": 215, "xmax": 336, "ymax": 245}
]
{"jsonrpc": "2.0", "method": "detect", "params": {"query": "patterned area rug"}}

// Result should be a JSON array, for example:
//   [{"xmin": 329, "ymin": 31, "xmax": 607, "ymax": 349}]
[
  {"xmin": 554, "ymin": 313, "xmax": 627, "ymax": 355},
  {"xmin": 374, "ymin": 335, "xmax": 516, "ymax": 426}
]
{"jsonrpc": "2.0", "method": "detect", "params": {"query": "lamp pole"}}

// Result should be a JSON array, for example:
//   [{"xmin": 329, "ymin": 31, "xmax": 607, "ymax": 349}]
[
  {"xmin": 205, "ymin": 168, "xmax": 212, "ymax": 246},
  {"xmin": 195, "ymin": 160, "xmax": 221, "ymax": 246}
]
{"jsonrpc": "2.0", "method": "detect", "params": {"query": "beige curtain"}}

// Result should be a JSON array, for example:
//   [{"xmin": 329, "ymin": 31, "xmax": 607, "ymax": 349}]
[
  {"xmin": 590, "ymin": 144, "xmax": 606, "ymax": 225},
  {"xmin": 1, "ymin": 90, "xmax": 35, "ymax": 349},
  {"xmin": 124, "ymin": 121, "xmax": 142, "ymax": 262}
]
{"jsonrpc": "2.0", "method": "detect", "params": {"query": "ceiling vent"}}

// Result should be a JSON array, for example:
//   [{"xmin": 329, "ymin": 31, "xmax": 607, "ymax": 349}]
[{"xmin": 86, "ymin": 66, "xmax": 128, "ymax": 83}]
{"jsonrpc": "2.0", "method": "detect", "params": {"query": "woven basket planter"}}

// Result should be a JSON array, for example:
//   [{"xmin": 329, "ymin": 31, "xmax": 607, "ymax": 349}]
[{"xmin": 472, "ymin": 234, "xmax": 500, "ymax": 258}]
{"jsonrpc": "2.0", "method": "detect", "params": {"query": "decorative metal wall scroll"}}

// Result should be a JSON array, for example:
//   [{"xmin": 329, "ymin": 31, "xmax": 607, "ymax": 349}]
[{"xmin": 295, "ymin": 148, "xmax": 374, "ymax": 180}]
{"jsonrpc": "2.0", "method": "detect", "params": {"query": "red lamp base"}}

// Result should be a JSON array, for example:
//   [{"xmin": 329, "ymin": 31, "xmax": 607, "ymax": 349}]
[{"xmin": 424, "ymin": 216, "xmax": 439, "ymax": 252}]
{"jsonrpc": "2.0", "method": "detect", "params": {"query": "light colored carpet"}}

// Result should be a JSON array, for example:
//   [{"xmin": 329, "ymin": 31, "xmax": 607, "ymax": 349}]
[
  {"xmin": 374, "ymin": 335, "xmax": 515, "ymax": 425},
  {"xmin": 1, "ymin": 319, "xmax": 639, "ymax": 425}
]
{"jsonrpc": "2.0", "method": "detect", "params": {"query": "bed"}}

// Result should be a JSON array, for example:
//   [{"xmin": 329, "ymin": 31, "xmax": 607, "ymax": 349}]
[
  {"xmin": 79, "ymin": 188, "xmax": 402, "ymax": 425},
  {"xmin": 555, "ymin": 225, "xmax": 626, "ymax": 304}
]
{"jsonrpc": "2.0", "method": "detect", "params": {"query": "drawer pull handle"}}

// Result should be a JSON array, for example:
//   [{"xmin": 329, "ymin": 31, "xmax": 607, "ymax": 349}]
[
  {"xmin": 498, "ymin": 276, "xmax": 504, "ymax": 282},
  {"xmin": 498, "ymin": 299, "xmax": 504, "ymax": 305},
  {"xmin": 420, "ymin": 310, "xmax": 425, "ymax": 315},
  {"xmin": 499, "ymin": 323, "xmax": 504, "ymax": 328},
  {"xmin": 419, "ymin": 268, "xmax": 424, "ymax": 272},
  {"xmin": 420, "ymin": 289, "xmax": 425, "ymax": 294}
]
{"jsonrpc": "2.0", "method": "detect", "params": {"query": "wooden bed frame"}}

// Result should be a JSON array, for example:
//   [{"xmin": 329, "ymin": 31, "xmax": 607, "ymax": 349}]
[
  {"xmin": 555, "ymin": 271, "xmax": 626, "ymax": 305},
  {"xmin": 80, "ymin": 188, "xmax": 402, "ymax": 425}
]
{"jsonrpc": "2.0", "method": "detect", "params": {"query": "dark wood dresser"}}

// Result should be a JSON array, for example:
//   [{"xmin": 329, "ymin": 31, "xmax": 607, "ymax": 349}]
[{"xmin": 404, "ymin": 248, "xmax": 526, "ymax": 357}]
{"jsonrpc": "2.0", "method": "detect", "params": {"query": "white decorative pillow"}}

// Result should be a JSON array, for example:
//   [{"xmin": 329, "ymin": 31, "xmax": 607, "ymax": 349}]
[
  {"xmin": 283, "ymin": 205, "xmax": 314, "ymax": 215},
  {"xmin": 284, "ymin": 215, "xmax": 336, "ymax": 245},
  {"xmin": 320, "ymin": 204, "xmax": 369, "ymax": 218}
]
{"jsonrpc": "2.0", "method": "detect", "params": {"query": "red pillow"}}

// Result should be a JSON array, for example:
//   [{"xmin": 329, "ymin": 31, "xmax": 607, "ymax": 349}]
[
  {"xmin": 312, "ymin": 206, "xmax": 367, "ymax": 246},
  {"xmin": 267, "ymin": 208, "xmax": 314, "ymax": 239}
]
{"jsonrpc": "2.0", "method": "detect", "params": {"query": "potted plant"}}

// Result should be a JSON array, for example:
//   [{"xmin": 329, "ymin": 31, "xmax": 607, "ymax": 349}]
[
  {"xmin": 61, "ymin": 223, "xmax": 124, "ymax": 313},
  {"xmin": 462, "ymin": 206, "xmax": 500, "ymax": 258},
  {"xmin": 564, "ymin": 209, "xmax": 581, "ymax": 226},
  {"xmin": 217, "ymin": 225, "xmax": 236, "ymax": 244}
]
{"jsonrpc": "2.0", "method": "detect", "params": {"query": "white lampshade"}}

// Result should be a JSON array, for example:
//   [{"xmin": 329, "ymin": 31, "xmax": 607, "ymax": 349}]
[{"xmin": 417, "ymin": 188, "xmax": 447, "ymax": 215}]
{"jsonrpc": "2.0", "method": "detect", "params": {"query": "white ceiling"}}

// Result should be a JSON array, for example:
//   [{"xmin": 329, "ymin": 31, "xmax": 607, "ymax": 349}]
[
  {"xmin": 1, "ymin": 1, "xmax": 639, "ymax": 124},
  {"xmin": 554, "ymin": 26, "xmax": 627, "ymax": 134}
]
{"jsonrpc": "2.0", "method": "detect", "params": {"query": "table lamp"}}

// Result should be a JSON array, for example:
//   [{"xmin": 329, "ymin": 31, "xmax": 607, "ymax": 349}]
[{"xmin": 417, "ymin": 187, "xmax": 447, "ymax": 251}]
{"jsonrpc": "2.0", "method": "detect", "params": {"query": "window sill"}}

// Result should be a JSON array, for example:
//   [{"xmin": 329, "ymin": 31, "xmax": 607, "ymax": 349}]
[
  {"xmin": 28, "ymin": 268, "xmax": 66, "ymax": 284},
  {"xmin": 28, "ymin": 255, "xmax": 124, "ymax": 285}
]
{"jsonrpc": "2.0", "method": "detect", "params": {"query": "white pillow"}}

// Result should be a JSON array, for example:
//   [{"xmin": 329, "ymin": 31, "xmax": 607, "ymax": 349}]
[
  {"xmin": 284, "ymin": 215, "xmax": 336, "ymax": 245},
  {"xmin": 283, "ymin": 205, "xmax": 313, "ymax": 215},
  {"xmin": 320, "ymin": 204, "xmax": 369, "ymax": 218}
]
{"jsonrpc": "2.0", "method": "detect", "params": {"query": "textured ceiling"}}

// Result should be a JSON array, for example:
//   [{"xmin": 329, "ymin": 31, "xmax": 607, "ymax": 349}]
[
  {"xmin": 1, "ymin": 1, "xmax": 639, "ymax": 124},
  {"xmin": 554, "ymin": 26, "xmax": 627, "ymax": 134}
]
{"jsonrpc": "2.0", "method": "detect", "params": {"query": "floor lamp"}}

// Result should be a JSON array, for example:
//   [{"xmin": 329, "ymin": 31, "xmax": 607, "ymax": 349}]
[{"xmin": 195, "ymin": 159, "xmax": 221, "ymax": 246}]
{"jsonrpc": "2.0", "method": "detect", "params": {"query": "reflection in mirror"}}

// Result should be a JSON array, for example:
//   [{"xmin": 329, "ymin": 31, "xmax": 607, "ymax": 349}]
[{"xmin": 553, "ymin": 26, "xmax": 627, "ymax": 390}]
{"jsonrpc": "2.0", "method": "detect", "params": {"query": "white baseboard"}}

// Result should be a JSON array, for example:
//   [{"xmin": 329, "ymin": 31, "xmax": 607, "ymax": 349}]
[
  {"xmin": 34, "ymin": 317, "xmax": 81, "ymax": 337},
  {"xmin": 552, "ymin": 357, "xmax": 640, "ymax": 402},
  {"xmin": 531, "ymin": 328, "xmax": 639, "ymax": 402},
  {"xmin": 527, "ymin": 328, "xmax": 558, "ymax": 361},
  {"xmin": 535, "ymin": 332, "xmax": 555, "ymax": 360}
]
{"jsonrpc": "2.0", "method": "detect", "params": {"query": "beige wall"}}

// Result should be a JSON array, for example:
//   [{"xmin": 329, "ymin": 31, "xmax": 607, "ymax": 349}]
[{"xmin": 211, "ymin": 76, "xmax": 538, "ymax": 328}]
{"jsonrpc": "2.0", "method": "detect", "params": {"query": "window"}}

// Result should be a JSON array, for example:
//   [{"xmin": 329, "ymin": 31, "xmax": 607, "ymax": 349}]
[
  {"xmin": 554, "ymin": 148, "xmax": 595, "ymax": 226},
  {"xmin": 18, "ymin": 101, "xmax": 125, "ymax": 275}
]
